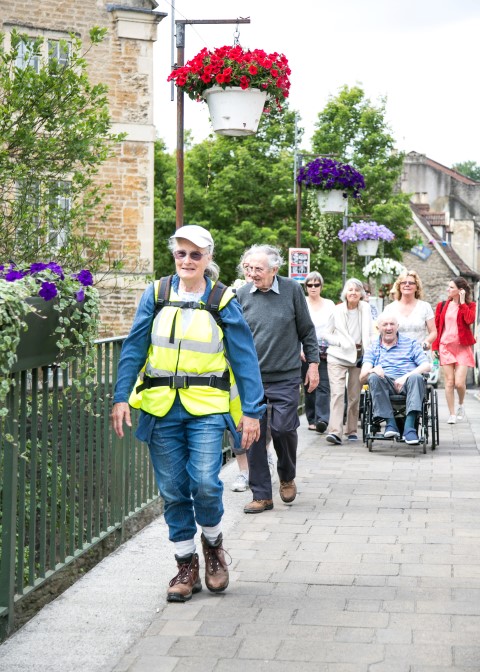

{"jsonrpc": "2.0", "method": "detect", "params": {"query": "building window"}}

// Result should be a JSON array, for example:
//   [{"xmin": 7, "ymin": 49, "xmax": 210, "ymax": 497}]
[
  {"xmin": 47, "ymin": 182, "xmax": 71, "ymax": 250},
  {"xmin": 48, "ymin": 39, "xmax": 70, "ymax": 67},
  {"xmin": 15, "ymin": 37, "xmax": 40, "ymax": 72}
]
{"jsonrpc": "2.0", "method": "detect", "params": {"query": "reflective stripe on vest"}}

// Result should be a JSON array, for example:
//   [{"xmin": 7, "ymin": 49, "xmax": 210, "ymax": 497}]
[{"xmin": 129, "ymin": 281, "xmax": 242, "ymax": 424}]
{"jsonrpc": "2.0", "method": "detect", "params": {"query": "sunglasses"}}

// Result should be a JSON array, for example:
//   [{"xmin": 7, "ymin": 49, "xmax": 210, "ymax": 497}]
[
  {"xmin": 400, "ymin": 280, "xmax": 416, "ymax": 286},
  {"xmin": 306, "ymin": 283, "xmax": 321, "ymax": 288},
  {"xmin": 172, "ymin": 250, "xmax": 208, "ymax": 261}
]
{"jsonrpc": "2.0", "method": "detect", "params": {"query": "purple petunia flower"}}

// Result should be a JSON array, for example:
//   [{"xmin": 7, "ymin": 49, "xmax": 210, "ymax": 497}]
[
  {"xmin": 38, "ymin": 281, "xmax": 58, "ymax": 301},
  {"xmin": 75, "ymin": 289, "xmax": 85, "ymax": 302},
  {"xmin": 297, "ymin": 157, "xmax": 365, "ymax": 199},
  {"xmin": 73, "ymin": 269, "xmax": 94, "ymax": 287},
  {"xmin": 45, "ymin": 262, "xmax": 65, "ymax": 279},
  {"xmin": 337, "ymin": 220, "xmax": 395, "ymax": 243},
  {"xmin": 5, "ymin": 269, "xmax": 27, "ymax": 281},
  {"xmin": 29, "ymin": 262, "xmax": 49, "ymax": 274}
]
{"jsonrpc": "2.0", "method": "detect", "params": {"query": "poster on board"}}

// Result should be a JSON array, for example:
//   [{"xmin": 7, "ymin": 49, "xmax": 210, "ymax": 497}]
[{"xmin": 288, "ymin": 248, "xmax": 310, "ymax": 282}]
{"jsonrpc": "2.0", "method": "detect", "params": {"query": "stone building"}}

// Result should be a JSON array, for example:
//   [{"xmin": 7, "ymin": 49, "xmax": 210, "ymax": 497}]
[
  {"xmin": 398, "ymin": 152, "xmax": 480, "ymax": 383},
  {"xmin": 0, "ymin": 0, "xmax": 167, "ymax": 335},
  {"xmin": 401, "ymin": 151, "xmax": 480, "ymax": 293}
]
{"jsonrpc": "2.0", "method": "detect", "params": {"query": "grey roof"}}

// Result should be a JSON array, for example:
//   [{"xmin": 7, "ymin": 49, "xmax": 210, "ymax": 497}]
[{"xmin": 410, "ymin": 203, "xmax": 480, "ymax": 281}]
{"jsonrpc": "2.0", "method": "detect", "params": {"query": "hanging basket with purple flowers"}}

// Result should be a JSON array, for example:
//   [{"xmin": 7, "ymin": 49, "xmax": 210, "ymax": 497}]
[
  {"xmin": 296, "ymin": 157, "xmax": 366, "ymax": 213},
  {"xmin": 0, "ymin": 261, "xmax": 99, "ymax": 381}
]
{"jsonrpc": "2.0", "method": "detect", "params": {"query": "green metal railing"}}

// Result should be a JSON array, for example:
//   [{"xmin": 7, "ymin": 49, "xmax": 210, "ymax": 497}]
[
  {"xmin": 0, "ymin": 335, "xmax": 303, "ymax": 640},
  {"xmin": 0, "ymin": 337, "xmax": 161, "ymax": 641}
]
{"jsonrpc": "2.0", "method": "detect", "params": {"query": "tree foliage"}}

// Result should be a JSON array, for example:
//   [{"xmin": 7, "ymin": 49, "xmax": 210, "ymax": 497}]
[
  {"xmin": 305, "ymin": 85, "xmax": 415, "ymax": 299},
  {"xmin": 0, "ymin": 27, "xmax": 123, "ymax": 272},
  {"xmin": 452, "ymin": 160, "xmax": 480, "ymax": 182},
  {"xmin": 154, "ymin": 105, "xmax": 300, "ymax": 282}
]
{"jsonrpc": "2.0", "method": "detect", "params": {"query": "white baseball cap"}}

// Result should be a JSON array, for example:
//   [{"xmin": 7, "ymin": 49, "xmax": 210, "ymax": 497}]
[{"xmin": 171, "ymin": 225, "xmax": 214, "ymax": 250}]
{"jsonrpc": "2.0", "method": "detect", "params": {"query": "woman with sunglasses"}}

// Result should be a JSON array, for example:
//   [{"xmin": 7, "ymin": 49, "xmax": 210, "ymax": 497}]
[
  {"xmin": 301, "ymin": 272, "xmax": 335, "ymax": 432},
  {"xmin": 383, "ymin": 270, "xmax": 437, "ymax": 351},
  {"xmin": 111, "ymin": 225, "xmax": 265, "ymax": 603},
  {"xmin": 432, "ymin": 277, "xmax": 476, "ymax": 424}
]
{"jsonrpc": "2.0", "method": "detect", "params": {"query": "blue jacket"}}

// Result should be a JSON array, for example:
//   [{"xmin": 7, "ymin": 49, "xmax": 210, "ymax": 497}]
[{"xmin": 113, "ymin": 275, "xmax": 266, "ymax": 442}]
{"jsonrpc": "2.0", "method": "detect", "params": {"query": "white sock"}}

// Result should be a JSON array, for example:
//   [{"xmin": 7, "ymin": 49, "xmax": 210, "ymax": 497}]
[
  {"xmin": 202, "ymin": 523, "xmax": 222, "ymax": 545},
  {"xmin": 174, "ymin": 539, "xmax": 196, "ymax": 558}
]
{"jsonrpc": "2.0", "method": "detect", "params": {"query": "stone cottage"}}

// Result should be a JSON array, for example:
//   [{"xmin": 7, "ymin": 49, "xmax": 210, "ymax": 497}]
[
  {"xmin": 0, "ymin": 0, "xmax": 167, "ymax": 334},
  {"xmin": 399, "ymin": 152, "xmax": 480, "ymax": 383}
]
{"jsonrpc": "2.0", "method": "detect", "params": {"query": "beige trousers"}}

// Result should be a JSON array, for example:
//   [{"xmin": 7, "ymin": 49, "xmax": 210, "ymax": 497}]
[{"xmin": 327, "ymin": 362, "xmax": 362, "ymax": 439}]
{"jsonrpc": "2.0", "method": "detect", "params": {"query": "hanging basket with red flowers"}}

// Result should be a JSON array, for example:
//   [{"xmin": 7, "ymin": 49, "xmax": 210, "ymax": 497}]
[{"xmin": 168, "ymin": 45, "xmax": 291, "ymax": 136}]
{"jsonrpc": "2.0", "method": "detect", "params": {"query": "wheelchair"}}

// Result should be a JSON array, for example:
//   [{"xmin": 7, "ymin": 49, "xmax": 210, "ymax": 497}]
[{"xmin": 361, "ymin": 378, "xmax": 439, "ymax": 453}]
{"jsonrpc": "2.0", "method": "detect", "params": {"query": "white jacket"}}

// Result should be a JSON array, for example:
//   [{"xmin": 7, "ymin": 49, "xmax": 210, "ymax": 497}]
[{"xmin": 325, "ymin": 301, "xmax": 376, "ymax": 365}]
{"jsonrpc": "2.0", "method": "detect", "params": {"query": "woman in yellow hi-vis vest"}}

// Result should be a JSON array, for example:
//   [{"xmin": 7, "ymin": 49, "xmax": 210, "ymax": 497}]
[{"xmin": 111, "ymin": 225, "xmax": 265, "ymax": 603}]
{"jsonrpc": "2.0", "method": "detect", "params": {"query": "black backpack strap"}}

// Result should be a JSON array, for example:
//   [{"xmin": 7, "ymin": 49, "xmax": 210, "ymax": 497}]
[
  {"xmin": 154, "ymin": 275, "xmax": 172, "ymax": 318},
  {"xmin": 152, "ymin": 276, "xmax": 230, "ymax": 326},
  {"xmin": 204, "ymin": 280, "xmax": 229, "ymax": 327}
]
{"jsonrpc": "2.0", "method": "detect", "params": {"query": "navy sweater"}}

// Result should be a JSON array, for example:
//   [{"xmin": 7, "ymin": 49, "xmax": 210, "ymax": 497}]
[{"xmin": 236, "ymin": 276, "xmax": 319, "ymax": 383}]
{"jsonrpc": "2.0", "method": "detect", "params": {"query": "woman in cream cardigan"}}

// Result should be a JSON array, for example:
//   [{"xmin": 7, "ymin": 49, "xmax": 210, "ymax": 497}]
[{"xmin": 324, "ymin": 278, "xmax": 376, "ymax": 445}]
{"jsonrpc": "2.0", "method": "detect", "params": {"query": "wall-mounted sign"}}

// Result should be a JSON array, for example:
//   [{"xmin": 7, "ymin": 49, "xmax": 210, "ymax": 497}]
[
  {"xmin": 411, "ymin": 244, "xmax": 432, "ymax": 261},
  {"xmin": 288, "ymin": 248, "xmax": 310, "ymax": 282}
]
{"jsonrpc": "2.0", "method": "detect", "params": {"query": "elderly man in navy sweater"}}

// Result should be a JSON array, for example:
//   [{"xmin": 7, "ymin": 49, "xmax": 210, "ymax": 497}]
[{"xmin": 236, "ymin": 245, "xmax": 319, "ymax": 513}]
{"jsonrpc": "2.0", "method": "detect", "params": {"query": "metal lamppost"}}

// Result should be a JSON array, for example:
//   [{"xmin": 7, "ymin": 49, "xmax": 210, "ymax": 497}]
[{"xmin": 173, "ymin": 18, "xmax": 251, "ymax": 229}]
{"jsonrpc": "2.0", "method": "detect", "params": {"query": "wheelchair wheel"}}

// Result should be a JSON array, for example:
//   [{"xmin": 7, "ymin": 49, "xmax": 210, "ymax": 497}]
[
  {"xmin": 430, "ymin": 387, "xmax": 438, "ymax": 450},
  {"xmin": 367, "ymin": 437, "xmax": 373, "ymax": 452}
]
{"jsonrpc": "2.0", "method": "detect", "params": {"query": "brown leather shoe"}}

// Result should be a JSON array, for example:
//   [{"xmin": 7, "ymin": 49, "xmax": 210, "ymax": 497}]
[
  {"xmin": 200, "ymin": 533, "xmax": 230, "ymax": 593},
  {"xmin": 243, "ymin": 498, "xmax": 274, "ymax": 514},
  {"xmin": 279, "ymin": 479, "xmax": 297, "ymax": 503},
  {"xmin": 166, "ymin": 553, "xmax": 202, "ymax": 602}
]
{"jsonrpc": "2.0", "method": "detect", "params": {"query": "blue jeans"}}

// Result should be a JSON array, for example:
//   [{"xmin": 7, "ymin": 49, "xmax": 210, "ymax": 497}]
[{"xmin": 138, "ymin": 396, "xmax": 227, "ymax": 543}]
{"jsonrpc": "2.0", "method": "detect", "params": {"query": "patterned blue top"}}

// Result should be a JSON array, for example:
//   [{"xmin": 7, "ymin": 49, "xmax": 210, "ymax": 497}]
[{"xmin": 363, "ymin": 333, "xmax": 428, "ymax": 379}]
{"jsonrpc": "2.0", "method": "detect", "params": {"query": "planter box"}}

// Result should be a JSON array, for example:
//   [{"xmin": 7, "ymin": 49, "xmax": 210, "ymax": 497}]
[{"xmin": 11, "ymin": 297, "xmax": 84, "ymax": 373}]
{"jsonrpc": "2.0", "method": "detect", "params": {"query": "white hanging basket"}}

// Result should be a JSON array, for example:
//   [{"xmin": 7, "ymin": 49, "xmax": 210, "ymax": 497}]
[
  {"xmin": 203, "ymin": 86, "xmax": 267, "ymax": 136},
  {"xmin": 356, "ymin": 239, "xmax": 379, "ymax": 256},
  {"xmin": 316, "ymin": 189, "xmax": 347, "ymax": 214}
]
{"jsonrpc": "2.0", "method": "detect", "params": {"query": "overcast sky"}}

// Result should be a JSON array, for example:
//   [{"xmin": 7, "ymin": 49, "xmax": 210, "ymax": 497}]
[{"xmin": 153, "ymin": 0, "xmax": 480, "ymax": 168}]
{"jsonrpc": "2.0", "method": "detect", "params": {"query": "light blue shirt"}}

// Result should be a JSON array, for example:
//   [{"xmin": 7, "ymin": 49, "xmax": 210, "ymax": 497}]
[
  {"xmin": 249, "ymin": 275, "xmax": 280, "ymax": 294},
  {"xmin": 363, "ymin": 333, "xmax": 427, "ymax": 379}
]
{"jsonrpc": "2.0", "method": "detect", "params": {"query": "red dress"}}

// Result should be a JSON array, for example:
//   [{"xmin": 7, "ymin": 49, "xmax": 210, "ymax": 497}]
[{"xmin": 433, "ymin": 299, "xmax": 476, "ymax": 366}]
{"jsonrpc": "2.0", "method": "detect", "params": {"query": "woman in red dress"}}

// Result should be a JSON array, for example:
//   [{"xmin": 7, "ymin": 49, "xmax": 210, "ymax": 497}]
[{"xmin": 432, "ymin": 277, "xmax": 476, "ymax": 424}]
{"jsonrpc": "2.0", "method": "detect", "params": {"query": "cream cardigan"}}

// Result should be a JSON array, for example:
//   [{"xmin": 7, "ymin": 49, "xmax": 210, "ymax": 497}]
[{"xmin": 325, "ymin": 301, "xmax": 376, "ymax": 365}]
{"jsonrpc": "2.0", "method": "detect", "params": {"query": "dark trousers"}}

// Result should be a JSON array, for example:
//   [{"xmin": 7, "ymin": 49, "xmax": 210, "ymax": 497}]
[
  {"xmin": 301, "ymin": 359, "xmax": 330, "ymax": 425},
  {"xmin": 247, "ymin": 378, "xmax": 301, "ymax": 500}
]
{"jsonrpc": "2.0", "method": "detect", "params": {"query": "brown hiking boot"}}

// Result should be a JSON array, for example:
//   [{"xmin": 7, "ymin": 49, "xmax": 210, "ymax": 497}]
[
  {"xmin": 200, "ymin": 533, "xmax": 230, "ymax": 593},
  {"xmin": 243, "ymin": 498, "xmax": 274, "ymax": 514},
  {"xmin": 166, "ymin": 553, "xmax": 202, "ymax": 603},
  {"xmin": 279, "ymin": 479, "xmax": 297, "ymax": 503}
]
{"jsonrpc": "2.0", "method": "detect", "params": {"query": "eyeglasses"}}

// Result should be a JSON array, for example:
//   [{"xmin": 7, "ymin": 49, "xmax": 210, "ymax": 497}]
[
  {"xmin": 400, "ymin": 280, "xmax": 416, "ymax": 286},
  {"xmin": 172, "ymin": 250, "xmax": 208, "ymax": 261},
  {"xmin": 246, "ymin": 266, "xmax": 267, "ymax": 274},
  {"xmin": 306, "ymin": 283, "xmax": 321, "ymax": 288}
]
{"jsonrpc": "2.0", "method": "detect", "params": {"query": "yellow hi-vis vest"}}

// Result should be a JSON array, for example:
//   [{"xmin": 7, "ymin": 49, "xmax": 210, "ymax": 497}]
[{"xmin": 128, "ymin": 279, "xmax": 243, "ymax": 425}]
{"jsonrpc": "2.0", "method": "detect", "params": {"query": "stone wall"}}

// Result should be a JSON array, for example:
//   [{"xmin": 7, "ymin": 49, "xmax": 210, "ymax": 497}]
[{"xmin": 1, "ymin": 0, "xmax": 166, "ymax": 334}]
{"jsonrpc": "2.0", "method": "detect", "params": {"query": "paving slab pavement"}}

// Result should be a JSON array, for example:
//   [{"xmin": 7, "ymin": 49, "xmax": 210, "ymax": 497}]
[{"xmin": 1, "ymin": 389, "xmax": 480, "ymax": 672}]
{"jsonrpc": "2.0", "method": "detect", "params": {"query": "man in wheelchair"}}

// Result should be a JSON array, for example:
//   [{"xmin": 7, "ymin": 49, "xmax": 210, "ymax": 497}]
[{"xmin": 359, "ymin": 314, "xmax": 431, "ymax": 445}]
